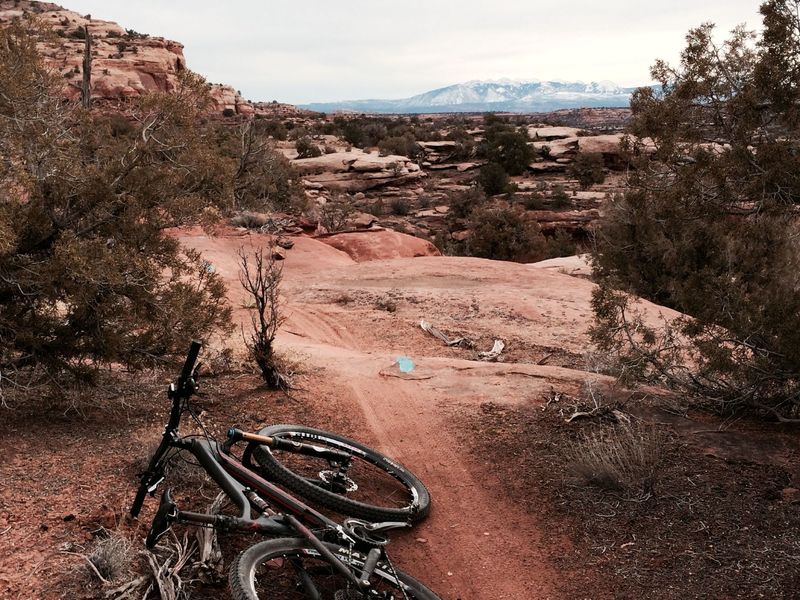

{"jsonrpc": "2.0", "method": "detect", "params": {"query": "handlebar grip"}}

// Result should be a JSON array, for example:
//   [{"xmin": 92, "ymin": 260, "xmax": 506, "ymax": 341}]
[{"xmin": 179, "ymin": 340, "xmax": 202, "ymax": 382}]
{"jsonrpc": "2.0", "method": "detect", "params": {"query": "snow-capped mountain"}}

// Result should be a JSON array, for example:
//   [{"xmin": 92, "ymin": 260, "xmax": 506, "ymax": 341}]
[{"xmin": 301, "ymin": 79, "xmax": 638, "ymax": 113}]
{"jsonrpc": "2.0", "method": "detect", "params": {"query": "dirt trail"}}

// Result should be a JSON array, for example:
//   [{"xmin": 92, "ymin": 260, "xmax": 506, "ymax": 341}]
[{"xmin": 178, "ymin": 228, "xmax": 676, "ymax": 599}]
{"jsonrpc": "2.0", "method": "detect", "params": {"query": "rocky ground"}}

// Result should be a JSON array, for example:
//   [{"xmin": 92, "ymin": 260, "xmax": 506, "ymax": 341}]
[{"xmin": 284, "ymin": 121, "xmax": 636, "ymax": 250}]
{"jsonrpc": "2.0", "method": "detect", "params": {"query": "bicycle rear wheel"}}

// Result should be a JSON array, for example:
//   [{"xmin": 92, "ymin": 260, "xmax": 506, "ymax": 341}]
[
  {"xmin": 230, "ymin": 538, "xmax": 441, "ymax": 600},
  {"xmin": 249, "ymin": 425, "xmax": 431, "ymax": 523}
]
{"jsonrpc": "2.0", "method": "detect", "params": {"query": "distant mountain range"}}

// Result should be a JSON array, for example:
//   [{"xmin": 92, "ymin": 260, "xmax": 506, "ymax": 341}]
[{"xmin": 301, "ymin": 79, "xmax": 640, "ymax": 114}]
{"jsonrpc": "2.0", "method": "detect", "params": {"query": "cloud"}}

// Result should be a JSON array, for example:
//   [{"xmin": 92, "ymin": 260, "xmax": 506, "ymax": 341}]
[{"xmin": 64, "ymin": 0, "xmax": 762, "ymax": 103}]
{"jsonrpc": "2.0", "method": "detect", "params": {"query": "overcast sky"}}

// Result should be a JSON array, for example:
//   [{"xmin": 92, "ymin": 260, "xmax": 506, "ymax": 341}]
[{"xmin": 63, "ymin": 1, "xmax": 762, "ymax": 104}]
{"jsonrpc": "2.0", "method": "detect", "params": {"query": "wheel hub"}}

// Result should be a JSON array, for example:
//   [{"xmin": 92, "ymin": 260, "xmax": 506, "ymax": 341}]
[{"xmin": 319, "ymin": 469, "xmax": 358, "ymax": 493}]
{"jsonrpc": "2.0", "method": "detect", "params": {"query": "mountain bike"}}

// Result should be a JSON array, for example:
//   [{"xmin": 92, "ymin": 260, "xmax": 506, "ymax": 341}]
[{"xmin": 130, "ymin": 341, "xmax": 439, "ymax": 599}]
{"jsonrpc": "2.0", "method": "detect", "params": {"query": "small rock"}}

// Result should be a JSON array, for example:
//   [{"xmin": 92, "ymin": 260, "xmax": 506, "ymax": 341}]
[
  {"xmin": 271, "ymin": 248, "xmax": 286, "ymax": 261},
  {"xmin": 350, "ymin": 212, "xmax": 377, "ymax": 229},
  {"xmin": 276, "ymin": 237, "xmax": 294, "ymax": 250},
  {"xmin": 354, "ymin": 192, "xmax": 366, "ymax": 200},
  {"xmin": 415, "ymin": 537, "xmax": 428, "ymax": 544}
]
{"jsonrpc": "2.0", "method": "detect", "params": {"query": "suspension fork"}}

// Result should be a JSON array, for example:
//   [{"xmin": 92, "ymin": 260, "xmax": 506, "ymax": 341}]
[{"xmin": 131, "ymin": 427, "xmax": 180, "ymax": 518}]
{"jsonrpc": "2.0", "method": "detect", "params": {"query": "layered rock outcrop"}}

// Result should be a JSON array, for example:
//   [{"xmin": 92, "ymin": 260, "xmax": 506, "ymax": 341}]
[
  {"xmin": 0, "ymin": 0, "xmax": 256, "ymax": 114},
  {"xmin": 294, "ymin": 151, "xmax": 425, "ymax": 193}
]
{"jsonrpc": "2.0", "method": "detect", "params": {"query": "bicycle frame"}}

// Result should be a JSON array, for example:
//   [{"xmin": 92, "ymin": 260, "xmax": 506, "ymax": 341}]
[
  {"xmin": 130, "ymin": 400, "xmax": 344, "ymax": 538},
  {"xmin": 130, "ymin": 341, "xmax": 416, "ymax": 593}
]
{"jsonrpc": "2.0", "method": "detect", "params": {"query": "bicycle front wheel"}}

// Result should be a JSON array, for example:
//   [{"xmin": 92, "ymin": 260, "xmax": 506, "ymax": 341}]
[
  {"xmin": 249, "ymin": 425, "xmax": 431, "ymax": 523},
  {"xmin": 230, "ymin": 538, "xmax": 441, "ymax": 600}
]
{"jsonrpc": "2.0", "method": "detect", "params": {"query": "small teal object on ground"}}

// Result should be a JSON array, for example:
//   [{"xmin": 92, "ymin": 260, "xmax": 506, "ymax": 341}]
[{"xmin": 396, "ymin": 356, "xmax": 415, "ymax": 373}]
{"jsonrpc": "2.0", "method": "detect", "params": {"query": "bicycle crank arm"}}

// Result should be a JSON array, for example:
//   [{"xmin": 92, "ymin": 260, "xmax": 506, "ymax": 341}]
[{"xmin": 359, "ymin": 547, "xmax": 382, "ymax": 588}]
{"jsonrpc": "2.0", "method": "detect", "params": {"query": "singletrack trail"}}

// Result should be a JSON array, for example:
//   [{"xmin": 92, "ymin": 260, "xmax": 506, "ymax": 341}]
[{"xmin": 179, "ymin": 228, "xmax": 677, "ymax": 599}]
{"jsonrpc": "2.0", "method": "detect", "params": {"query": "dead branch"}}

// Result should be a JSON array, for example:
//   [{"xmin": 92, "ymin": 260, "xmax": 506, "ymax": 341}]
[
  {"xmin": 103, "ymin": 575, "xmax": 148, "ymax": 600},
  {"xmin": 195, "ymin": 493, "xmax": 225, "ymax": 582}
]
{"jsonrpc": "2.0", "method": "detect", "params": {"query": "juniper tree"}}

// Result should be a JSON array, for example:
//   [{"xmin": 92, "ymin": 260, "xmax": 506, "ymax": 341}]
[
  {"xmin": 591, "ymin": 1, "xmax": 800, "ymax": 419},
  {"xmin": 0, "ymin": 20, "xmax": 232, "ymax": 391}
]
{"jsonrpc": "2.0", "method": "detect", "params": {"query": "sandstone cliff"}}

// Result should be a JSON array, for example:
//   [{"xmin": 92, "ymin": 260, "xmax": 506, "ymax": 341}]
[{"xmin": 0, "ymin": 0, "xmax": 266, "ymax": 115}]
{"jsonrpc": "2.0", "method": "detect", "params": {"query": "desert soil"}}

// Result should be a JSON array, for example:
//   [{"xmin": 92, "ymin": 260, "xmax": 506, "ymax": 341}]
[{"xmin": 1, "ymin": 227, "xmax": 798, "ymax": 599}]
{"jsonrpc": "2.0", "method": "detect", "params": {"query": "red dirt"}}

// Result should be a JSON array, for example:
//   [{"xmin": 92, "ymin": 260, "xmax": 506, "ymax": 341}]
[{"xmin": 3, "ymin": 226, "xmax": 790, "ymax": 600}]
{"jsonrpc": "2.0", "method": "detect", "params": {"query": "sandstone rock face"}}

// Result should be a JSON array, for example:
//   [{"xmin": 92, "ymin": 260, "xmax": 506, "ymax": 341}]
[
  {"xmin": 0, "ymin": 1, "xmax": 256, "ymax": 115},
  {"xmin": 533, "ymin": 137, "xmax": 579, "ymax": 160},
  {"xmin": 293, "ymin": 150, "xmax": 425, "ymax": 193},
  {"xmin": 528, "ymin": 160, "xmax": 568, "ymax": 173},
  {"xmin": 577, "ymin": 134, "xmax": 625, "ymax": 155},
  {"xmin": 530, "ymin": 133, "xmax": 654, "ymax": 169},
  {"xmin": 417, "ymin": 140, "xmax": 459, "ymax": 164},
  {"xmin": 528, "ymin": 254, "xmax": 592, "ymax": 277},
  {"xmin": 208, "ymin": 83, "xmax": 254, "ymax": 115},
  {"xmin": 319, "ymin": 229, "xmax": 441, "ymax": 262},
  {"xmin": 528, "ymin": 126, "xmax": 582, "ymax": 140}
]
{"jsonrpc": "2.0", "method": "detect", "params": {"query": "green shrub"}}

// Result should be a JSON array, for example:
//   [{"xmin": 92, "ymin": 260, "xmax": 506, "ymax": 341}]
[
  {"xmin": 295, "ymin": 136, "xmax": 322, "ymax": 159},
  {"xmin": 477, "ymin": 162, "xmax": 509, "ymax": 196},
  {"xmin": 0, "ymin": 24, "xmax": 233, "ymax": 392},
  {"xmin": 545, "ymin": 229, "xmax": 578, "ymax": 258},
  {"xmin": 257, "ymin": 119, "xmax": 288, "ymax": 141},
  {"xmin": 389, "ymin": 197, "xmax": 411, "ymax": 216},
  {"xmin": 379, "ymin": 133, "xmax": 419, "ymax": 158},
  {"xmin": 551, "ymin": 185, "xmax": 571, "ymax": 208},
  {"xmin": 568, "ymin": 152, "xmax": 606, "ymax": 189},
  {"xmin": 486, "ymin": 130, "xmax": 533, "ymax": 176},
  {"xmin": 447, "ymin": 187, "xmax": 486, "ymax": 220},
  {"xmin": 523, "ymin": 193, "xmax": 545, "ymax": 210},
  {"xmin": 467, "ymin": 207, "xmax": 548, "ymax": 263}
]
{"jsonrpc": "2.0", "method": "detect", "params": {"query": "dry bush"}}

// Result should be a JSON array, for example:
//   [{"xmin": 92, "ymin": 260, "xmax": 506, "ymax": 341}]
[
  {"xmin": 199, "ymin": 346, "xmax": 242, "ymax": 377},
  {"xmin": 565, "ymin": 422, "xmax": 666, "ymax": 501},
  {"xmin": 374, "ymin": 295, "xmax": 398, "ymax": 313},
  {"xmin": 334, "ymin": 292, "xmax": 354, "ymax": 305},
  {"xmin": 238, "ymin": 246, "xmax": 287, "ymax": 389},
  {"xmin": 318, "ymin": 198, "xmax": 354, "ymax": 233},
  {"xmin": 86, "ymin": 531, "xmax": 132, "ymax": 583},
  {"xmin": 230, "ymin": 211, "xmax": 269, "ymax": 229}
]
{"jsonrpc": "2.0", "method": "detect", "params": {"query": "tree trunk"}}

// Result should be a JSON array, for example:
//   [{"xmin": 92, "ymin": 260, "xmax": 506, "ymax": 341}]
[{"xmin": 81, "ymin": 25, "xmax": 92, "ymax": 109}]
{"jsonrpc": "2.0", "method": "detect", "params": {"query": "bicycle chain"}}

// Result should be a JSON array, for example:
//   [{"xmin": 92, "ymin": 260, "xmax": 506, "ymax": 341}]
[
  {"xmin": 342, "ymin": 543, "xmax": 410, "ymax": 600},
  {"xmin": 384, "ymin": 552, "xmax": 411, "ymax": 600}
]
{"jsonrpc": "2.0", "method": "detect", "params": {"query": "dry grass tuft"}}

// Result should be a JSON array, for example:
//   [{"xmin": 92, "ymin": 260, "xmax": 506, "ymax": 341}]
[
  {"xmin": 374, "ymin": 295, "xmax": 398, "ymax": 313},
  {"xmin": 86, "ymin": 531, "xmax": 132, "ymax": 582},
  {"xmin": 565, "ymin": 423, "xmax": 666, "ymax": 501}
]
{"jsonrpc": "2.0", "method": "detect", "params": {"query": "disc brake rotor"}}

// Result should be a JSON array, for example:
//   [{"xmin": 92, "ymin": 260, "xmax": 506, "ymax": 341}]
[{"xmin": 319, "ymin": 470, "xmax": 358, "ymax": 492}]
